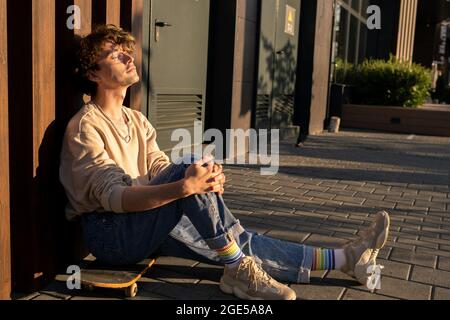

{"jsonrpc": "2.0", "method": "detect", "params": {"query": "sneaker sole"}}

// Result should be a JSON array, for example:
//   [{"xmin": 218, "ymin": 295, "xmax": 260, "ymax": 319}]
[
  {"xmin": 219, "ymin": 281, "xmax": 264, "ymax": 300},
  {"xmin": 219, "ymin": 281, "xmax": 296, "ymax": 300}
]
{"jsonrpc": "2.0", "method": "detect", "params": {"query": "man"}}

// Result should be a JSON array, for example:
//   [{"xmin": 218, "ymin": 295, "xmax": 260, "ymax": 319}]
[{"xmin": 60, "ymin": 25, "xmax": 391, "ymax": 300}]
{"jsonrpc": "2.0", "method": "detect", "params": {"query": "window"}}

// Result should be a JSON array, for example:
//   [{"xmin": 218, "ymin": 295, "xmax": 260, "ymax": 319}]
[
  {"xmin": 348, "ymin": 15, "xmax": 359, "ymax": 63},
  {"xmin": 332, "ymin": 0, "xmax": 369, "ymax": 65},
  {"xmin": 351, "ymin": 0, "xmax": 360, "ymax": 12},
  {"xmin": 335, "ymin": 5, "xmax": 348, "ymax": 62}
]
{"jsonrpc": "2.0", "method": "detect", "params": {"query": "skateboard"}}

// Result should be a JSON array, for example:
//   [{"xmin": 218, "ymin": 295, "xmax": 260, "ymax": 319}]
[{"xmin": 80, "ymin": 258, "xmax": 156, "ymax": 298}]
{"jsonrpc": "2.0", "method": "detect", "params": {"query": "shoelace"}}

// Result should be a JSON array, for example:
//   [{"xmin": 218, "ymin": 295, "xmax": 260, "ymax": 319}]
[
  {"xmin": 370, "ymin": 248, "xmax": 380, "ymax": 261},
  {"xmin": 237, "ymin": 258, "xmax": 272, "ymax": 292}
]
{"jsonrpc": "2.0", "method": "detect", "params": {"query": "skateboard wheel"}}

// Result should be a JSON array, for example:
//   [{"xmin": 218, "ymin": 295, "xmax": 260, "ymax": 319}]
[
  {"xmin": 125, "ymin": 283, "xmax": 138, "ymax": 298},
  {"xmin": 83, "ymin": 284, "xmax": 94, "ymax": 292}
]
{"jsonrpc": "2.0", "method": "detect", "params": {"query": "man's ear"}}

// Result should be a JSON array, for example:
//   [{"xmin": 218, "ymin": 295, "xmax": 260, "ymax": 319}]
[{"xmin": 87, "ymin": 70, "xmax": 100, "ymax": 83}]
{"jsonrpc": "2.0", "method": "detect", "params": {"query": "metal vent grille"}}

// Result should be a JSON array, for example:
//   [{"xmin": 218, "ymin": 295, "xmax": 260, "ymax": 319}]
[
  {"xmin": 155, "ymin": 94, "xmax": 203, "ymax": 130},
  {"xmin": 273, "ymin": 94, "xmax": 294, "ymax": 117},
  {"xmin": 255, "ymin": 94, "xmax": 270, "ymax": 124},
  {"xmin": 271, "ymin": 94, "xmax": 295, "ymax": 130}
]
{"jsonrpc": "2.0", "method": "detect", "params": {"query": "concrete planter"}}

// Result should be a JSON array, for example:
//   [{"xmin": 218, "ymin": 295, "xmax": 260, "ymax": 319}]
[{"xmin": 342, "ymin": 104, "xmax": 450, "ymax": 137}]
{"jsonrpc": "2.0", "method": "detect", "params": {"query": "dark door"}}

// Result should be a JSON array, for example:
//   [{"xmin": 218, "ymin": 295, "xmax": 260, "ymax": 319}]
[
  {"xmin": 147, "ymin": 0, "xmax": 210, "ymax": 151},
  {"xmin": 256, "ymin": 0, "xmax": 301, "ymax": 140}
]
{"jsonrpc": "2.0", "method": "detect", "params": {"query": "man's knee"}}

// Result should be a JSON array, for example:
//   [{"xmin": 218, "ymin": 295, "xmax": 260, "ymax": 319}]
[
  {"xmin": 162, "ymin": 153, "xmax": 202, "ymax": 183},
  {"xmin": 173, "ymin": 153, "xmax": 203, "ymax": 167}
]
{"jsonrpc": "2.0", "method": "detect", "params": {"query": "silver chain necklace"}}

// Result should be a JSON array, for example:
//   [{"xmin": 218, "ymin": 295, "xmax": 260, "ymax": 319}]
[{"xmin": 94, "ymin": 103, "xmax": 132, "ymax": 143}]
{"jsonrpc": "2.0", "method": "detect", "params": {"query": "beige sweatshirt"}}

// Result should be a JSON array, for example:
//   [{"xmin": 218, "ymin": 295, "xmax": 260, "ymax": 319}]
[{"xmin": 59, "ymin": 102, "xmax": 172, "ymax": 221}]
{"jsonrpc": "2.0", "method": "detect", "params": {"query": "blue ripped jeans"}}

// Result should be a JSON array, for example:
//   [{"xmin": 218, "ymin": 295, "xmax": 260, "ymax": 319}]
[{"xmin": 81, "ymin": 156, "xmax": 313, "ymax": 283}]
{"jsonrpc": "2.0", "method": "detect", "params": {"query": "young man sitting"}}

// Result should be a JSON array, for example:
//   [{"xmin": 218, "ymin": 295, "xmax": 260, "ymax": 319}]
[{"xmin": 60, "ymin": 25, "xmax": 391, "ymax": 300}]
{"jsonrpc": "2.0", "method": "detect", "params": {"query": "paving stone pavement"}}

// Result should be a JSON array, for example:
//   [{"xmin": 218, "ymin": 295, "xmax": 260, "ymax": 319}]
[{"xmin": 16, "ymin": 130, "xmax": 450, "ymax": 300}]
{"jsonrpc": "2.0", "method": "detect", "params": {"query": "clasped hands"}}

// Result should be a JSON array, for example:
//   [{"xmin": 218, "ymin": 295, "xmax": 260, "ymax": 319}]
[{"xmin": 183, "ymin": 155, "xmax": 226, "ymax": 196}]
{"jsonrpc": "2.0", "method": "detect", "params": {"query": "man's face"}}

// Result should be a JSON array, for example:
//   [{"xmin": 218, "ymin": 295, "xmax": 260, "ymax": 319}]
[{"xmin": 89, "ymin": 41, "xmax": 140, "ymax": 90}]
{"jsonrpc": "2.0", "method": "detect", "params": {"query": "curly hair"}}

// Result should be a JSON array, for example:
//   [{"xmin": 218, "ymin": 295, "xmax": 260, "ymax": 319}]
[{"xmin": 76, "ymin": 24, "xmax": 136, "ymax": 96}]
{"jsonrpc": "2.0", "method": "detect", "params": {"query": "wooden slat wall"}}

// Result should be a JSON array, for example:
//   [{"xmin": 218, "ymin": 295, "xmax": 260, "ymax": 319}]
[
  {"xmin": 0, "ymin": 0, "xmax": 11, "ymax": 301},
  {"xmin": 6, "ymin": 0, "xmax": 145, "ymax": 292},
  {"xmin": 396, "ymin": 0, "xmax": 418, "ymax": 63},
  {"xmin": 3, "ymin": 0, "xmax": 149, "ymax": 291}
]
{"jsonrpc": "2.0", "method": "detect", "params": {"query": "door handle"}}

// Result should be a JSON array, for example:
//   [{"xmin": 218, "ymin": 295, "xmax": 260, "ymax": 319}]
[
  {"xmin": 155, "ymin": 20, "xmax": 172, "ymax": 28},
  {"xmin": 276, "ymin": 50, "xmax": 285, "ymax": 55},
  {"xmin": 155, "ymin": 20, "xmax": 173, "ymax": 42}
]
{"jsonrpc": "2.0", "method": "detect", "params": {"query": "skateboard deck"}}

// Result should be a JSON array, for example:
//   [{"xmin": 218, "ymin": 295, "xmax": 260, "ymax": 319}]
[{"xmin": 80, "ymin": 258, "xmax": 156, "ymax": 298}]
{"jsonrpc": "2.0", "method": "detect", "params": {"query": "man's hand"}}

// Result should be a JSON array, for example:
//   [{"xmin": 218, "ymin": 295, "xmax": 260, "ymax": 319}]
[
  {"xmin": 183, "ymin": 156, "xmax": 224, "ymax": 195},
  {"xmin": 212, "ymin": 163, "xmax": 226, "ymax": 195},
  {"xmin": 183, "ymin": 156, "xmax": 226, "ymax": 196}
]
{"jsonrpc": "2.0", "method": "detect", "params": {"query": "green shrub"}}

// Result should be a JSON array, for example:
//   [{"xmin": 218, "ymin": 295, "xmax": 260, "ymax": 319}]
[{"xmin": 334, "ymin": 56, "xmax": 432, "ymax": 108}]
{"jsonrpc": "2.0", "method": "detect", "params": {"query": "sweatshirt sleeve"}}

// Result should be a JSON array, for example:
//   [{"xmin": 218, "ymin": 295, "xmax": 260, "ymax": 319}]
[
  {"xmin": 60, "ymin": 125, "xmax": 132, "ymax": 214},
  {"xmin": 143, "ymin": 117, "xmax": 172, "ymax": 180}
]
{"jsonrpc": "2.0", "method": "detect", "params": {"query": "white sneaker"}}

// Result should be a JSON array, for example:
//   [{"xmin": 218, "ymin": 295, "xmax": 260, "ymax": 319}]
[{"xmin": 341, "ymin": 211, "xmax": 390, "ymax": 285}]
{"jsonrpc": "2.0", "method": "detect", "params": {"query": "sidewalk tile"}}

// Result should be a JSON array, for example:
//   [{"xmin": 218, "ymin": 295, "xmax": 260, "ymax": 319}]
[
  {"xmin": 377, "ymin": 259, "xmax": 411, "ymax": 280},
  {"xmin": 390, "ymin": 248, "xmax": 437, "ymax": 268},
  {"xmin": 363, "ymin": 276, "xmax": 432, "ymax": 300},
  {"xmin": 438, "ymin": 257, "xmax": 450, "ymax": 271},
  {"xmin": 433, "ymin": 287, "xmax": 450, "ymax": 300},
  {"xmin": 291, "ymin": 284, "xmax": 345, "ymax": 300},
  {"xmin": 410, "ymin": 266, "xmax": 450, "ymax": 288},
  {"xmin": 342, "ymin": 288, "xmax": 398, "ymax": 300}
]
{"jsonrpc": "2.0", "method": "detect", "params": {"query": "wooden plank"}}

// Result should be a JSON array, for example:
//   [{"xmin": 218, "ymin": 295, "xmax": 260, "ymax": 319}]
[
  {"xmin": 121, "ymin": 0, "xmax": 144, "ymax": 111},
  {"xmin": 74, "ymin": 0, "xmax": 92, "ymax": 103},
  {"xmin": 0, "ymin": 0, "xmax": 11, "ymax": 301},
  {"xmin": 106, "ymin": 0, "xmax": 121, "ymax": 26},
  {"xmin": 55, "ymin": 0, "xmax": 92, "ymax": 276},
  {"xmin": 75, "ymin": 0, "xmax": 92, "ymax": 36},
  {"xmin": 31, "ymin": 0, "xmax": 57, "ymax": 290},
  {"xmin": 33, "ymin": 0, "xmax": 56, "ymax": 175},
  {"xmin": 56, "ymin": 0, "xmax": 92, "ymax": 125},
  {"xmin": 7, "ymin": 0, "xmax": 36, "ymax": 293},
  {"xmin": 7, "ymin": 0, "xmax": 58, "ymax": 293}
]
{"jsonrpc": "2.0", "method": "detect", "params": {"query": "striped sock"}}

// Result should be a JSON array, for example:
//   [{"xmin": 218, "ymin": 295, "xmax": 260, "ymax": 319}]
[
  {"xmin": 311, "ymin": 248, "xmax": 337, "ymax": 270},
  {"xmin": 216, "ymin": 241, "xmax": 244, "ymax": 266}
]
